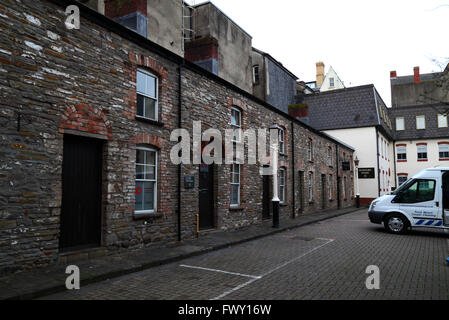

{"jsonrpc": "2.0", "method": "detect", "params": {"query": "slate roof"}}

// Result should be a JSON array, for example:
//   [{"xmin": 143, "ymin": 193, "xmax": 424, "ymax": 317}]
[
  {"xmin": 299, "ymin": 84, "xmax": 394, "ymax": 139},
  {"xmin": 391, "ymin": 72, "xmax": 444, "ymax": 85},
  {"xmin": 388, "ymin": 104, "xmax": 449, "ymax": 140}
]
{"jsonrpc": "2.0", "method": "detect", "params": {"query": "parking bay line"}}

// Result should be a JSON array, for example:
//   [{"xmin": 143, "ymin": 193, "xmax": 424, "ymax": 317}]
[{"xmin": 180, "ymin": 238, "xmax": 335, "ymax": 300}]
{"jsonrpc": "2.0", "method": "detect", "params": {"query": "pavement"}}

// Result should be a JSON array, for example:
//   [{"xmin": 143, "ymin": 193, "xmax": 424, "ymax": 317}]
[
  {"xmin": 40, "ymin": 209, "xmax": 449, "ymax": 300},
  {"xmin": 0, "ymin": 206, "xmax": 360, "ymax": 300}
]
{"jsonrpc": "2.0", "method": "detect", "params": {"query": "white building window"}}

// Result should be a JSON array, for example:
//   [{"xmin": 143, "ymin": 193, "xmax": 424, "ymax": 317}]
[
  {"xmin": 135, "ymin": 147, "xmax": 157, "ymax": 214},
  {"xmin": 416, "ymin": 115, "xmax": 426, "ymax": 130},
  {"xmin": 417, "ymin": 145, "xmax": 428, "ymax": 160},
  {"xmin": 329, "ymin": 77, "xmax": 335, "ymax": 87},
  {"xmin": 308, "ymin": 172, "xmax": 313, "ymax": 203},
  {"xmin": 279, "ymin": 168, "xmax": 286, "ymax": 204},
  {"xmin": 438, "ymin": 114, "xmax": 448, "ymax": 128},
  {"xmin": 439, "ymin": 144, "xmax": 449, "ymax": 160},
  {"xmin": 230, "ymin": 163, "xmax": 240, "ymax": 206},
  {"xmin": 279, "ymin": 128, "xmax": 285, "ymax": 154},
  {"xmin": 397, "ymin": 175, "xmax": 408, "ymax": 187},
  {"xmin": 395, "ymin": 117, "xmax": 405, "ymax": 131},
  {"xmin": 137, "ymin": 69, "xmax": 158, "ymax": 121},
  {"xmin": 328, "ymin": 174, "xmax": 333, "ymax": 200},
  {"xmin": 397, "ymin": 145, "xmax": 407, "ymax": 161},
  {"xmin": 231, "ymin": 107, "xmax": 242, "ymax": 142}
]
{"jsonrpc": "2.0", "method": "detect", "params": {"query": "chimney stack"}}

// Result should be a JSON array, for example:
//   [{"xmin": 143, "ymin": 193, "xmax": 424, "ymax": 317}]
[
  {"xmin": 414, "ymin": 66, "xmax": 420, "ymax": 84},
  {"xmin": 390, "ymin": 71, "xmax": 397, "ymax": 79},
  {"xmin": 316, "ymin": 62, "xmax": 325, "ymax": 87}
]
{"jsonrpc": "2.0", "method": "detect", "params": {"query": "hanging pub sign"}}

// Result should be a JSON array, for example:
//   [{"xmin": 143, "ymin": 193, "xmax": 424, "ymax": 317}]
[
  {"xmin": 358, "ymin": 168, "xmax": 375, "ymax": 179},
  {"xmin": 342, "ymin": 162, "xmax": 350, "ymax": 171}
]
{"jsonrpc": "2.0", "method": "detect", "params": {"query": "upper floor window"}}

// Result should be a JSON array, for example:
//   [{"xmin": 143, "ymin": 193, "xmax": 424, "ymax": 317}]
[
  {"xmin": 135, "ymin": 147, "xmax": 157, "ymax": 214},
  {"xmin": 439, "ymin": 144, "xmax": 449, "ymax": 160},
  {"xmin": 417, "ymin": 145, "xmax": 427, "ymax": 160},
  {"xmin": 329, "ymin": 77, "xmax": 335, "ymax": 87},
  {"xmin": 231, "ymin": 107, "xmax": 242, "ymax": 142},
  {"xmin": 279, "ymin": 128, "xmax": 285, "ymax": 154},
  {"xmin": 253, "ymin": 65, "xmax": 260, "ymax": 85},
  {"xmin": 307, "ymin": 139, "xmax": 313, "ymax": 162},
  {"xmin": 396, "ymin": 117, "xmax": 405, "ymax": 131},
  {"xmin": 327, "ymin": 146, "xmax": 333, "ymax": 166},
  {"xmin": 279, "ymin": 168, "xmax": 286, "ymax": 204},
  {"xmin": 416, "ymin": 115, "xmax": 426, "ymax": 130},
  {"xmin": 397, "ymin": 146, "xmax": 407, "ymax": 161},
  {"xmin": 438, "ymin": 114, "xmax": 448, "ymax": 128},
  {"xmin": 137, "ymin": 69, "xmax": 158, "ymax": 121}
]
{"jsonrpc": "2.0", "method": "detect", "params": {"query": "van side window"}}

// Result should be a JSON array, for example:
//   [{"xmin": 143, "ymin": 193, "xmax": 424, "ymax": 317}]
[{"xmin": 398, "ymin": 179, "xmax": 435, "ymax": 203}]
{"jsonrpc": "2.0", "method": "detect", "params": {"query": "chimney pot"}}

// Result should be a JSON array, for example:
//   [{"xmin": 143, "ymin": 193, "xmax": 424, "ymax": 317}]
[
  {"xmin": 390, "ymin": 71, "xmax": 397, "ymax": 79},
  {"xmin": 414, "ymin": 66, "xmax": 420, "ymax": 84}
]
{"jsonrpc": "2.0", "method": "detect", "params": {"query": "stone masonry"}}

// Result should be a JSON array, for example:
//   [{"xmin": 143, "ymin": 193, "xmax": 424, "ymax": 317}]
[{"xmin": 0, "ymin": 0, "xmax": 354, "ymax": 274}]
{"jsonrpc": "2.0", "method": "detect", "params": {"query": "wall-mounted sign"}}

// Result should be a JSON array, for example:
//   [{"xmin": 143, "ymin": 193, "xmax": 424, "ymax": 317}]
[
  {"xmin": 342, "ymin": 162, "xmax": 350, "ymax": 171},
  {"xmin": 184, "ymin": 176, "xmax": 195, "ymax": 189},
  {"xmin": 358, "ymin": 168, "xmax": 375, "ymax": 179}
]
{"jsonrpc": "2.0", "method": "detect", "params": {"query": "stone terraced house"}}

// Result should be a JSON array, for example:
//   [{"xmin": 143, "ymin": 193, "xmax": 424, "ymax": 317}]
[{"xmin": 0, "ymin": 0, "xmax": 354, "ymax": 274}]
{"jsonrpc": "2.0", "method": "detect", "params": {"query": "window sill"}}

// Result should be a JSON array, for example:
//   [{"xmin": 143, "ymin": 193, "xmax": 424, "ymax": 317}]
[
  {"xmin": 135, "ymin": 116, "xmax": 165, "ymax": 127},
  {"xmin": 397, "ymin": 160, "xmax": 407, "ymax": 163},
  {"xmin": 417, "ymin": 159, "xmax": 428, "ymax": 162},
  {"xmin": 439, "ymin": 158, "xmax": 449, "ymax": 161},
  {"xmin": 229, "ymin": 206, "xmax": 244, "ymax": 211},
  {"xmin": 280, "ymin": 203, "xmax": 288, "ymax": 207},
  {"xmin": 133, "ymin": 211, "xmax": 163, "ymax": 220}
]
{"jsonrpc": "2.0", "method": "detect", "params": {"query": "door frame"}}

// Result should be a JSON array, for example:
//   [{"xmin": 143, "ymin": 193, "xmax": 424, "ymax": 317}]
[{"xmin": 198, "ymin": 163, "xmax": 216, "ymax": 230}]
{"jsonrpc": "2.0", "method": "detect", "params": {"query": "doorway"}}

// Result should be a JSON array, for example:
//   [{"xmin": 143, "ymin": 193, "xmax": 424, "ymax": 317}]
[
  {"xmin": 263, "ymin": 174, "xmax": 271, "ymax": 220},
  {"xmin": 321, "ymin": 174, "xmax": 326, "ymax": 210},
  {"xmin": 199, "ymin": 163, "xmax": 215, "ymax": 230},
  {"xmin": 60, "ymin": 134, "xmax": 103, "ymax": 251}
]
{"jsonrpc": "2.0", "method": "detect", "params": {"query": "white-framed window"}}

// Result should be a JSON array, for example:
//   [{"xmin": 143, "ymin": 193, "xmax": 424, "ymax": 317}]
[
  {"xmin": 307, "ymin": 139, "xmax": 313, "ymax": 161},
  {"xmin": 135, "ymin": 147, "xmax": 157, "ymax": 214},
  {"xmin": 416, "ymin": 115, "xmax": 426, "ymax": 130},
  {"xmin": 253, "ymin": 65, "xmax": 260, "ymax": 84},
  {"xmin": 438, "ymin": 114, "xmax": 448, "ymax": 128},
  {"xmin": 439, "ymin": 144, "xmax": 449, "ymax": 160},
  {"xmin": 329, "ymin": 77, "xmax": 334, "ymax": 87},
  {"xmin": 308, "ymin": 172, "xmax": 313, "ymax": 202},
  {"xmin": 342, "ymin": 176, "xmax": 346, "ymax": 199},
  {"xmin": 137, "ymin": 69, "xmax": 158, "ymax": 121},
  {"xmin": 398, "ymin": 174, "xmax": 408, "ymax": 187},
  {"xmin": 279, "ymin": 168, "xmax": 286, "ymax": 204},
  {"xmin": 230, "ymin": 163, "xmax": 240, "ymax": 206},
  {"xmin": 279, "ymin": 128, "xmax": 285, "ymax": 154},
  {"xmin": 328, "ymin": 174, "xmax": 333, "ymax": 200},
  {"xmin": 397, "ymin": 145, "xmax": 407, "ymax": 161},
  {"xmin": 417, "ymin": 145, "xmax": 427, "ymax": 160},
  {"xmin": 395, "ymin": 117, "xmax": 405, "ymax": 131},
  {"xmin": 231, "ymin": 107, "xmax": 242, "ymax": 142},
  {"xmin": 327, "ymin": 146, "xmax": 333, "ymax": 166}
]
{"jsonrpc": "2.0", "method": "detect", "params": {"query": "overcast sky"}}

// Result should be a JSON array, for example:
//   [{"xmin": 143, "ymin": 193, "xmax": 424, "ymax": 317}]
[{"xmin": 187, "ymin": 0, "xmax": 449, "ymax": 107}]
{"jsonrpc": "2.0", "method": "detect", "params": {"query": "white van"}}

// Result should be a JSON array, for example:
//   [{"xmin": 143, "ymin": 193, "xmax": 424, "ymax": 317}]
[{"xmin": 369, "ymin": 167, "xmax": 449, "ymax": 234}]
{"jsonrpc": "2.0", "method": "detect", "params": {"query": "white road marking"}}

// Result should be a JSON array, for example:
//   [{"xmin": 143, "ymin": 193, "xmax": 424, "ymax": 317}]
[
  {"xmin": 179, "ymin": 264, "xmax": 261, "ymax": 279},
  {"xmin": 209, "ymin": 238, "xmax": 335, "ymax": 300}
]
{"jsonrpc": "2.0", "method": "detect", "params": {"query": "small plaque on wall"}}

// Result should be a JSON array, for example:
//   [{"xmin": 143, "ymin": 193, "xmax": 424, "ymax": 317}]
[
  {"xmin": 358, "ymin": 168, "xmax": 375, "ymax": 179},
  {"xmin": 184, "ymin": 176, "xmax": 195, "ymax": 189}
]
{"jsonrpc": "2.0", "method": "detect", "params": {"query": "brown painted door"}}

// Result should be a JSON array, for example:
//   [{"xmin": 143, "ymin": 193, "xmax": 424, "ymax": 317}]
[
  {"xmin": 60, "ymin": 135, "xmax": 103, "ymax": 251},
  {"xmin": 263, "ymin": 174, "xmax": 271, "ymax": 219},
  {"xmin": 199, "ymin": 164, "xmax": 214, "ymax": 230}
]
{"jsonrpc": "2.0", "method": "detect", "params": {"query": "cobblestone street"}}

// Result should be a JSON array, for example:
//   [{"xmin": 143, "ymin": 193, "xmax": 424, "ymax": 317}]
[{"xmin": 40, "ymin": 209, "xmax": 449, "ymax": 300}]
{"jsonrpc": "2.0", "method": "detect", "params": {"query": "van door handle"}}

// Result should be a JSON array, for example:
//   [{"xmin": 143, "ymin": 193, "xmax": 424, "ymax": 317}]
[{"xmin": 436, "ymin": 201, "xmax": 439, "ymax": 207}]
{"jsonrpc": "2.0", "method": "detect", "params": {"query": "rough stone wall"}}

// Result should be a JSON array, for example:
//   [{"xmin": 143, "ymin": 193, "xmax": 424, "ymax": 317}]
[
  {"xmin": 266, "ymin": 59, "xmax": 296, "ymax": 114},
  {"xmin": 0, "ymin": 0, "xmax": 354, "ymax": 274}
]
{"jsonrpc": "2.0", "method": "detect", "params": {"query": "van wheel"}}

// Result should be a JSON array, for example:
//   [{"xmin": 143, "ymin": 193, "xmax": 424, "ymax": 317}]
[{"xmin": 384, "ymin": 214, "xmax": 409, "ymax": 234}]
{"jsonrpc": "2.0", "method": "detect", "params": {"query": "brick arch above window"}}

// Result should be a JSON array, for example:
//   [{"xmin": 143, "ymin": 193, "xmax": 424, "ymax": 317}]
[
  {"xmin": 134, "ymin": 133, "xmax": 164, "ymax": 150},
  {"xmin": 128, "ymin": 51, "xmax": 168, "ymax": 80},
  {"xmin": 59, "ymin": 104, "xmax": 112, "ymax": 140}
]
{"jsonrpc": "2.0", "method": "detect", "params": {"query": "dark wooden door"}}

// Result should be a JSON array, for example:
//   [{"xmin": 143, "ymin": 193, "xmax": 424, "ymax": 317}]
[
  {"xmin": 298, "ymin": 171, "xmax": 304, "ymax": 214},
  {"xmin": 60, "ymin": 134, "xmax": 103, "ymax": 251},
  {"xmin": 263, "ymin": 174, "xmax": 271, "ymax": 219},
  {"xmin": 337, "ymin": 177, "xmax": 341, "ymax": 209},
  {"xmin": 321, "ymin": 174, "xmax": 326, "ymax": 209},
  {"xmin": 199, "ymin": 163, "xmax": 214, "ymax": 230}
]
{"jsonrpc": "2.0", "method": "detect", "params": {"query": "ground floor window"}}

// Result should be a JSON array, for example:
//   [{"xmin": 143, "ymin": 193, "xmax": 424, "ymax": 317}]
[
  {"xmin": 231, "ymin": 163, "xmax": 240, "ymax": 206},
  {"xmin": 328, "ymin": 174, "xmax": 333, "ymax": 200},
  {"xmin": 279, "ymin": 168, "xmax": 286, "ymax": 203},
  {"xmin": 439, "ymin": 144, "xmax": 449, "ymax": 160},
  {"xmin": 398, "ymin": 175, "xmax": 408, "ymax": 187},
  {"xmin": 135, "ymin": 147, "xmax": 157, "ymax": 213},
  {"xmin": 308, "ymin": 172, "xmax": 313, "ymax": 202}
]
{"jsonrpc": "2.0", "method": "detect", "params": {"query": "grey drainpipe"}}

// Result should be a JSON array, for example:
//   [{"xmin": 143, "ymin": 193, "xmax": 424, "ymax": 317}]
[
  {"xmin": 291, "ymin": 122, "xmax": 295, "ymax": 219},
  {"xmin": 373, "ymin": 87, "xmax": 381, "ymax": 197},
  {"xmin": 177, "ymin": 61, "xmax": 184, "ymax": 242}
]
